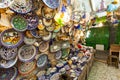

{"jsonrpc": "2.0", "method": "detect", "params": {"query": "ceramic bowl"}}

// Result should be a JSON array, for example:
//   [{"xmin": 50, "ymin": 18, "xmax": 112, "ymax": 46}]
[
  {"xmin": 18, "ymin": 45, "xmax": 36, "ymax": 62},
  {"xmin": 50, "ymin": 42, "xmax": 61, "ymax": 53},
  {"xmin": 42, "ymin": 0, "xmax": 60, "ymax": 9},
  {"xmin": 24, "ymin": 37, "xmax": 36, "ymax": 45},
  {"xmin": 22, "ymin": 12, "xmax": 39, "ymax": 30},
  {"xmin": 62, "ymin": 48, "xmax": 70, "ymax": 58},
  {"xmin": 0, "ymin": 67, "xmax": 17, "ymax": 80},
  {"xmin": 42, "ymin": 32, "xmax": 52, "ymax": 41},
  {"xmin": 0, "ymin": 29, "xmax": 23, "ymax": 48},
  {"xmin": 0, "ymin": 56, "xmax": 18, "ymax": 68},
  {"xmin": 61, "ymin": 41, "xmax": 70, "ymax": 49},
  {"xmin": 46, "ymin": 23, "xmax": 55, "ymax": 32},
  {"xmin": 42, "ymin": 18, "xmax": 53, "ymax": 27},
  {"xmin": 0, "ymin": 0, "xmax": 14, "ymax": 8},
  {"xmin": 30, "ymin": 28, "xmax": 43, "ymax": 38},
  {"xmin": 55, "ymin": 50, "xmax": 62, "ymax": 60},
  {"xmin": 11, "ymin": 15, "xmax": 28, "ymax": 32},
  {"xmin": 9, "ymin": 0, "xmax": 32, "ymax": 14},
  {"xmin": 37, "ymin": 54, "xmax": 48, "ymax": 68},
  {"xmin": 39, "ymin": 41, "xmax": 49, "ymax": 52},
  {"xmin": 0, "ymin": 46, "xmax": 17, "ymax": 60}
]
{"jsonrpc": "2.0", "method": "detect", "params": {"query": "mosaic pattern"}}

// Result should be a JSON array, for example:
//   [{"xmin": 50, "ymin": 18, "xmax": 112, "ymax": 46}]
[{"xmin": 88, "ymin": 61, "xmax": 120, "ymax": 80}]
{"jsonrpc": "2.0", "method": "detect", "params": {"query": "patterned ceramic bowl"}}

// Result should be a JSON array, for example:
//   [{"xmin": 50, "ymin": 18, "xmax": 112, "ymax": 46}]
[
  {"xmin": 37, "ymin": 54, "xmax": 48, "ymax": 68},
  {"xmin": 30, "ymin": 28, "xmax": 43, "ymax": 38},
  {"xmin": 0, "ymin": 56, "xmax": 18, "ymax": 68},
  {"xmin": 0, "ymin": 46, "xmax": 17, "ymax": 60},
  {"xmin": 50, "ymin": 42, "xmax": 61, "ymax": 52},
  {"xmin": 18, "ymin": 45, "xmax": 36, "ymax": 62},
  {"xmin": 42, "ymin": 0, "xmax": 60, "ymax": 9},
  {"xmin": 42, "ymin": 32, "xmax": 52, "ymax": 41},
  {"xmin": 42, "ymin": 18, "xmax": 53, "ymax": 27},
  {"xmin": 22, "ymin": 12, "xmax": 39, "ymax": 30},
  {"xmin": 61, "ymin": 41, "xmax": 70, "ymax": 49},
  {"xmin": 9, "ymin": 0, "xmax": 32, "ymax": 14},
  {"xmin": 62, "ymin": 48, "xmax": 70, "ymax": 58},
  {"xmin": 39, "ymin": 41, "xmax": 49, "ymax": 52},
  {"xmin": 18, "ymin": 61, "xmax": 36, "ymax": 75},
  {"xmin": 24, "ymin": 37, "xmax": 36, "ymax": 45},
  {"xmin": 55, "ymin": 50, "xmax": 62, "ymax": 60},
  {"xmin": 0, "ymin": 67, "xmax": 17, "ymax": 80},
  {"xmin": 0, "ymin": 0, "xmax": 14, "ymax": 8},
  {"xmin": 11, "ymin": 15, "xmax": 28, "ymax": 32},
  {"xmin": 0, "ymin": 29, "xmax": 23, "ymax": 48}
]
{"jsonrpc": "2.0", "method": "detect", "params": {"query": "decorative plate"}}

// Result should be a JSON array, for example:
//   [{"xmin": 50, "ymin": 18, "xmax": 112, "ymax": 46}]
[
  {"xmin": 42, "ymin": 32, "xmax": 52, "ymax": 41},
  {"xmin": 0, "ymin": 67, "xmax": 17, "ymax": 80},
  {"xmin": 37, "ymin": 54, "xmax": 48, "ymax": 68},
  {"xmin": 0, "ymin": 56, "xmax": 18, "ymax": 68},
  {"xmin": 24, "ymin": 37, "xmax": 36, "ymax": 45},
  {"xmin": 46, "ymin": 23, "xmax": 55, "ymax": 32},
  {"xmin": 22, "ymin": 12, "xmax": 39, "ymax": 30},
  {"xmin": 50, "ymin": 73, "xmax": 60, "ymax": 80},
  {"xmin": 11, "ymin": 15, "xmax": 28, "ymax": 32},
  {"xmin": 42, "ymin": 18, "xmax": 53, "ymax": 27},
  {"xmin": 50, "ymin": 42, "xmax": 61, "ymax": 52},
  {"xmin": 55, "ymin": 50, "xmax": 62, "ymax": 60},
  {"xmin": 42, "ymin": 0, "xmax": 60, "ymax": 9},
  {"xmin": 62, "ymin": 48, "xmax": 70, "ymax": 58},
  {"xmin": 30, "ymin": 28, "xmax": 42, "ymax": 38},
  {"xmin": 0, "ymin": 0, "xmax": 14, "ymax": 8},
  {"xmin": 0, "ymin": 29, "xmax": 23, "ymax": 48},
  {"xmin": 9, "ymin": 0, "xmax": 32, "ymax": 14},
  {"xmin": 18, "ymin": 61, "xmax": 36, "ymax": 75},
  {"xmin": 18, "ymin": 45, "xmax": 36, "ymax": 62},
  {"xmin": 39, "ymin": 41, "xmax": 49, "ymax": 52},
  {"xmin": 41, "ymin": 6, "xmax": 55, "ymax": 19},
  {"xmin": 61, "ymin": 41, "xmax": 70, "ymax": 49},
  {"xmin": 0, "ymin": 47, "xmax": 17, "ymax": 60}
]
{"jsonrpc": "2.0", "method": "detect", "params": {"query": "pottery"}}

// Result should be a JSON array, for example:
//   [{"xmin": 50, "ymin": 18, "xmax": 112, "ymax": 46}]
[
  {"xmin": 0, "ymin": 67, "xmax": 17, "ymax": 80},
  {"xmin": 10, "ymin": 0, "xmax": 32, "ymax": 14},
  {"xmin": 62, "ymin": 48, "xmax": 70, "ymax": 58},
  {"xmin": 18, "ymin": 61, "xmax": 36, "ymax": 75},
  {"xmin": 0, "ymin": 29, "xmax": 23, "ymax": 48},
  {"xmin": 30, "ymin": 28, "xmax": 43, "ymax": 38},
  {"xmin": 42, "ymin": 32, "xmax": 52, "ymax": 41},
  {"xmin": 55, "ymin": 50, "xmax": 62, "ymax": 60},
  {"xmin": 11, "ymin": 15, "xmax": 28, "ymax": 32},
  {"xmin": 46, "ymin": 23, "xmax": 55, "ymax": 32},
  {"xmin": 0, "ymin": 56, "xmax": 18, "ymax": 68},
  {"xmin": 22, "ymin": 12, "xmax": 39, "ymax": 30},
  {"xmin": 37, "ymin": 54, "xmax": 48, "ymax": 68},
  {"xmin": 50, "ymin": 42, "xmax": 61, "ymax": 52},
  {"xmin": 18, "ymin": 45, "xmax": 36, "ymax": 62},
  {"xmin": 0, "ymin": 0, "xmax": 14, "ymax": 8},
  {"xmin": 24, "ymin": 37, "xmax": 36, "ymax": 45},
  {"xmin": 61, "ymin": 41, "xmax": 70, "ymax": 49},
  {"xmin": 42, "ymin": 18, "xmax": 53, "ymax": 27},
  {"xmin": 50, "ymin": 73, "xmax": 60, "ymax": 80},
  {"xmin": 0, "ymin": 47, "xmax": 17, "ymax": 60},
  {"xmin": 42, "ymin": 0, "xmax": 60, "ymax": 9},
  {"xmin": 39, "ymin": 41, "xmax": 49, "ymax": 52}
]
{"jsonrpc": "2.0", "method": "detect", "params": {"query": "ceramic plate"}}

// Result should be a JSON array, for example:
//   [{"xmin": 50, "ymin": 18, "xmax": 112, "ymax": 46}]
[
  {"xmin": 22, "ymin": 12, "xmax": 39, "ymax": 30},
  {"xmin": 50, "ymin": 42, "xmax": 61, "ymax": 52},
  {"xmin": 0, "ymin": 67, "xmax": 17, "ymax": 80},
  {"xmin": 42, "ymin": 0, "xmax": 60, "ymax": 9},
  {"xmin": 55, "ymin": 50, "xmax": 62, "ymax": 60},
  {"xmin": 37, "ymin": 54, "xmax": 48, "ymax": 68},
  {"xmin": 0, "ymin": 0, "xmax": 14, "ymax": 8},
  {"xmin": 0, "ymin": 47, "xmax": 17, "ymax": 60},
  {"xmin": 42, "ymin": 18, "xmax": 53, "ymax": 27},
  {"xmin": 24, "ymin": 37, "xmax": 36, "ymax": 45},
  {"xmin": 0, "ymin": 29, "xmax": 23, "ymax": 48},
  {"xmin": 18, "ymin": 61, "xmax": 36, "ymax": 75},
  {"xmin": 18, "ymin": 45, "xmax": 36, "ymax": 62},
  {"xmin": 11, "ymin": 15, "xmax": 28, "ymax": 32},
  {"xmin": 9, "ymin": 0, "xmax": 32, "ymax": 14},
  {"xmin": 39, "ymin": 41, "xmax": 49, "ymax": 52},
  {"xmin": 61, "ymin": 41, "xmax": 70, "ymax": 49},
  {"xmin": 42, "ymin": 6, "xmax": 55, "ymax": 19},
  {"xmin": 0, "ymin": 56, "xmax": 18, "ymax": 68}
]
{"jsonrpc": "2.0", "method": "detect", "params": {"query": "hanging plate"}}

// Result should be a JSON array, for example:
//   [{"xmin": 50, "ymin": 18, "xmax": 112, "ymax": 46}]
[
  {"xmin": 39, "ymin": 41, "xmax": 49, "ymax": 52},
  {"xmin": 0, "ymin": 0, "xmax": 14, "ymax": 8},
  {"xmin": 42, "ymin": 0, "xmax": 60, "ymax": 9},
  {"xmin": 22, "ymin": 12, "xmax": 39, "ymax": 30},
  {"xmin": 9, "ymin": 0, "xmax": 32, "ymax": 14},
  {"xmin": 0, "ymin": 67, "xmax": 17, "ymax": 80},
  {"xmin": 11, "ymin": 15, "xmax": 28, "ymax": 32},
  {"xmin": 41, "ymin": 6, "xmax": 55, "ymax": 19},
  {"xmin": 18, "ymin": 61, "xmax": 36, "ymax": 75},
  {"xmin": 24, "ymin": 37, "xmax": 36, "ymax": 45},
  {"xmin": 0, "ymin": 29, "xmax": 23, "ymax": 48},
  {"xmin": 18, "ymin": 45, "xmax": 36, "ymax": 62},
  {"xmin": 0, "ymin": 47, "xmax": 17, "ymax": 60},
  {"xmin": 42, "ymin": 18, "xmax": 53, "ymax": 27},
  {"xmin": 37, "ymin": 54, "xmax": 48, "ymax": 68},
  {"xmin": 0, "ymin": 56, "xmax": 18, "ymax": 68}
]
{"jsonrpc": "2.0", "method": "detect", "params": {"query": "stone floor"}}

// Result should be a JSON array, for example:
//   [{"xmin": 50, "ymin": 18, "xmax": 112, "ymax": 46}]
[{"xmin": 87, "ymin": 61, "xmax": 120, "ymax": 80}]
